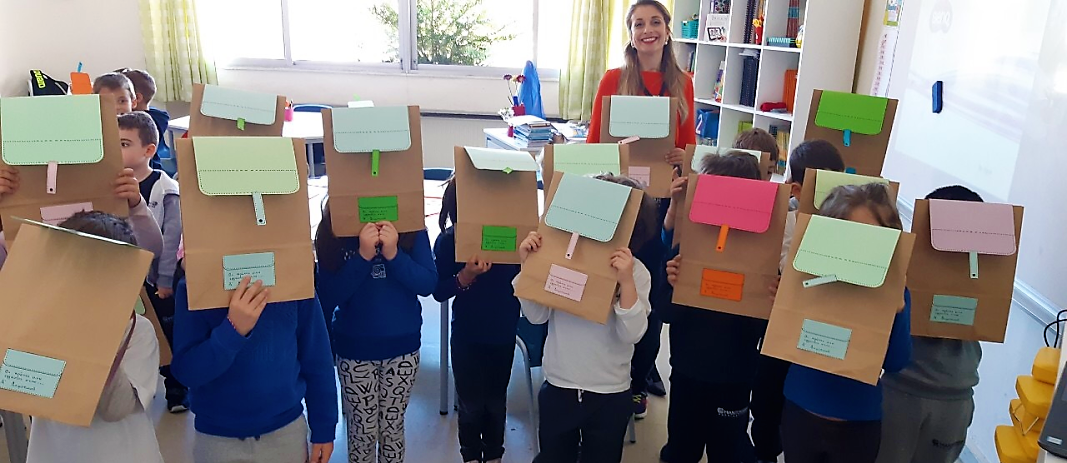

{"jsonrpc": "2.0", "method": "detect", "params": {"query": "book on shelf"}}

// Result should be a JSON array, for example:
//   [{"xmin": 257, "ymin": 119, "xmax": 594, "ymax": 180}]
[
  {"xmin": 739, "ymin": 52, "xmax": 759, "ymax": 107},
  {"xmin": 743, "ymin": 0, "xmax": 757, "ymax": 44},
  {"xmin": 787, "ymin": 0, "xmax": 802, "ymax": 38},
  {"xmin": 712, "ymin": 60, "xmax": 726, "ymax": 103}
]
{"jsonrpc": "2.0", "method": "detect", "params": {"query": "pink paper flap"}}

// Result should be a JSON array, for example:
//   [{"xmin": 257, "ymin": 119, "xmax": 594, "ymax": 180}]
[
  {"xmin": 929, "ymin": 199, "xmax": 1016, "ymax": 255},
  {"xmin": 689, "ymin": 175, "xmax": 777, "ymax": 233}
]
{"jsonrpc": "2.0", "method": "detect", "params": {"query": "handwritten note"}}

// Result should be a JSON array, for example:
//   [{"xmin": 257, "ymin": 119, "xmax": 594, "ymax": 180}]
[
  {"xmin": 482, "ymin": 225, "xmax": 518, "ymax": 252},
  {"xmin": 0, "ymin": 349, "xmax": 66, "ymax": 399},
  {"xmin": 797, "ymin": 320, "xmax": 852, "ymax": 360},
  {"xmin": 358, "ymin": 196, "xmax": 399, "ymax": 222},
  {"xmin": 628, "ymin": 166, "xmax": 651, "ymax": 188},
  {"xmin": 222, "ymin": 252, "xmax": 277, "ymax": 290},
  {"xmin": 930, "ymin": 295, "xmax": 978, "ymax": 326},
  {"xmin": 545, "ymin": 264, "xmax": 588, "ymax": 302},
  {"xmin": 700, "ymin": 269, "xmax": 745, "ymax": 301}
]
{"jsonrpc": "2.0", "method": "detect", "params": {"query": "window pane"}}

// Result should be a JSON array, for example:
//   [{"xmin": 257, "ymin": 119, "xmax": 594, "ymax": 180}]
[
  {"xmin": 415, "ymin": 0, "xmax": 532, "ymax": 68},
  {"xmin": 199, "ymin": 0, "xmax": 285, "ymax": 60},
  {"xmin": 537, "ymin": 0, "xmax": 573, "ymax": 70},
  {"xmin": 289, "ymin": 0, "xmax": 400, "ymax": 63}
]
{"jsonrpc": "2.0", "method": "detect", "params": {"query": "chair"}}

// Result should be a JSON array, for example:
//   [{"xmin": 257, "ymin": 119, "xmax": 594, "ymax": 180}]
[
  {"xmin": 293, "ymin": 104, "xmax": 331, "ymax": 177},
  {"xmin": 423, "ymin": 168, "xmax": 453, "ymax": 181}
]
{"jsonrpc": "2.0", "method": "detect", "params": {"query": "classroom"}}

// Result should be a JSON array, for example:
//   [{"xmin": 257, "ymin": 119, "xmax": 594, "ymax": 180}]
[{"xmin": 0, "ymin": 0, "xmax": 1064, "ymax": 462}]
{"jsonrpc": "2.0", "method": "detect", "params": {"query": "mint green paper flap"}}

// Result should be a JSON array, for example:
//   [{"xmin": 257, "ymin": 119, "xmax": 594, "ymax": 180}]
[
  {"xmin": 0, "ymin": 349, "xmax": 66, "ymax": 399},
  {"xmin": 554, "ymin": 144, "xmax": 622, "ymax": 177},
  {"xmin": 134, "ymin": 296, "xmax": 146, "ymax": 315},
  {"xmin": 200, "ymin": 85, "xmax": 278, "ymax": 125},
  {"xmin": 465, "ymin": 147, "xmax": 539, "ymax": 172},
  {"xmin": 544, "ymin": 174, "xmax": 631, "ymax": 242},
  {"xmin": 691, "ymin": 145, "xmax": 760, "ymax": 172},
  {"xmin": 798, "ymin": 320, "xmax": 852, "ymax": 360},
  {"xmin": 0, "ymin": 95, "xmax": 104, "ymax": 165},
  {"xmin": 793, "ymin": 215, "xmax": 901, "ymax": 288},
  {"xmin": 222, "ymin": 252, "xmax": 276, "ymax": 290},
  {"xmin": 608, "ymin": 95, "xmax": 670, "ymax": 139},
  {"xmin": 813, "ymin": 171, "xmax": 890, "ymax": 209},
  {"xmin": 814, "ymin": 91, "xmax": 889, "ymax": 135},
  {"xmin": 193, "ymin": 137, "xmax": 299, "ymax": 196},
  {"xmin": 332, "ymin": 106, "xmax": 411, "ymax": 153}
]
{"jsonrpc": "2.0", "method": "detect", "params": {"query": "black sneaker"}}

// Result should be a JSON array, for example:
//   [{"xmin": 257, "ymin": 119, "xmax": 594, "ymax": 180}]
[
  {"xmin": 633, "ymin": 393, "xmax": 649, "ymax": 419},
  {"xmin": 167, "ymin": 395, "xmax": 189, "ymax": 414}
]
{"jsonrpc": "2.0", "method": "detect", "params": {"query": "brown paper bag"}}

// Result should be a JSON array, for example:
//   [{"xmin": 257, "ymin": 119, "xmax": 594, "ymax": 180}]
[
  {"xmin": 761, "ymin": 214, "xmax": 916, "ymax": 385},
  {"xmin": 908, "ymin": 199, "xmax": 1024, "ymax": 342},
  {"xmin": 598, "ymin": 96, "xmax": 678, "ymax": 198},
  {"xmin": 0, "ymin": 94, "xmax": 127, "ymax": 241},
  {"xmin": 683, "ymin": 144, "xmax": 774, "ymax": 181},
  {"xmin": 540, "ymin": 143, "xmax": 631, "ymax": 192},
  {"xmin": 513, "ymin": 172, "xmax": 643, "ymax": 324},
  {"xmin": 176, "ymin": 138, "xmax": 315, "ymax": 310},
  {"xmin": 673, "ymin": 174, "xmax": 790, "ymax": 319},
  {"xmin": 188, "ymin": 84, "xmax": 286, "ymax": 137},
  {"xmin": 797, "ymin": 168, "xmax": 900, "ymax": 215},
  {"xmin": 322, "ymin": 106, "xmax": 425, "ymax": 235},
  {"xmin": 139, "ymin": 288, "xmax": 172, "ymax": 366},
  {"xmin": 454, "ymin": 146, "xmax": 540, "ymax": 264},
  {"xmin": 803, "ymin": 90, "xmax": 898, "ymax": 177},
  {"xmin": 0, "ymin": 220, "xmax": 153, "ymax": 427}
]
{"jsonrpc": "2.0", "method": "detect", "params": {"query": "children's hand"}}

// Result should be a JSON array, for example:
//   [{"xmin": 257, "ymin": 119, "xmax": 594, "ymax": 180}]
[
  {"xmin": 227, "ymin": 276, "xmax": 269, "ymax": 337},
  {"xmin": 665, "ymin": 148, "xmax": 685, "ymax": 167},
  {"xmin": 310, "ymin": 442, "xmax": 334, "ymax": 463},
  {"xmin": 156, "ymin": 287, "xmax": 173, "ymax": 299},
  {"xmin": 114, "ymin": 168, "xmax": 142, "ymax": 208},
  {"xmin": 669, "ymin": 172, "xmax": 688, "ymax": 205},
  {"xmin": 518, "ymin": 231, "xmax": 542, "ymax": 264},
  {"xmin": 666, "ymin": 253, "xmax": 682, "ymax": 287},
  {"xmin": 0, "ymin": 167, "xmax": 20, "ymax": 199},
  {"xmin": 610, "ymin": 248, "xmax": 635, "ymax": 284},
  {"xmin": 768, "ymin": 275, "xmax": 781, "ymax": 304},
  {"xmin": 378, "ymin": 222, "xmax": 399, "ymax": 260},
  {"xmin": 358, "ymin": 223, "xmax": 380, "ymax": 261},
  {"xmin": 459, "ymin": 255, "xmax": 492, "ymax": 286}
]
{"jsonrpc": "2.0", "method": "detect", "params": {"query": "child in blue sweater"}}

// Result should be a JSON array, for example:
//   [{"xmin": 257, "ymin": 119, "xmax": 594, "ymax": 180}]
[
  {"xmin": 316, "ymin": 201, "xmax": 437, "ymax": 463},
  {"xmin": 432, "ymin": 178, "xmax": 521, "ymax": 463},
  {"xmin": 775, "ymin": 183, "xmax": 912, "ymax": 463},
  {"xmin": 172, "ymin": 277, "xmax": 338, "ymax": 463}
]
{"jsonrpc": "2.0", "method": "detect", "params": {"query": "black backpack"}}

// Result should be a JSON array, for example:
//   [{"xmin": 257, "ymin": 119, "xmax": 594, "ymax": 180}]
[{"xmin": 28, "ymin": 70, "xmax": 70, "ymax": 96}]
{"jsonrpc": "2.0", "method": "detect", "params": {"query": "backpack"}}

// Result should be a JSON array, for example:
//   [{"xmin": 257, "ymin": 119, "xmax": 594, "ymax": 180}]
[{"xmin": 28, "ymin": 70, "xmax": 70, "ymax": 96}]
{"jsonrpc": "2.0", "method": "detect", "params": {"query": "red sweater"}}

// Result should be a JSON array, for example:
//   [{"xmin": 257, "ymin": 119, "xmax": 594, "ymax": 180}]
[{"xmin": 587, "ymin": 68, "xmax": 696, "ymax": 149}]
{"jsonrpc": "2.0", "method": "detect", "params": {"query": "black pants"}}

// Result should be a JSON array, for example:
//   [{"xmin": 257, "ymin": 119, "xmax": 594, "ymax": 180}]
[
  {"xmin": 630, "ymin": 312, "xmax": 662, "ymax": 395},
  {"xmin": 535, "ymin": 382, "xmax": 632, "ymax": 463},
  {"xmin": 780, "ymin": 400, "xmax": 881, "ymax": 463},
  {"xmin": 144, "ymin": 282, "xmax": 187, "ymax": 401},
  {"xmin": 660, "ymin": 373, "xmax": 755, "ymax": 463},
  {"xmin": 452, "ymin": 340, "xmax": 515, "ymax": 462},
  {"xmin": 751, "ymin": 354, "xmax": 791, "ymax": 460}
]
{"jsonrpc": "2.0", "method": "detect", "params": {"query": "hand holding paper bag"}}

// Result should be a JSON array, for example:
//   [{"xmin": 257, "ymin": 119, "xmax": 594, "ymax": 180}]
[{"xmin": 227, "ymin": 276, "xmax": 270, "ymax": 337}]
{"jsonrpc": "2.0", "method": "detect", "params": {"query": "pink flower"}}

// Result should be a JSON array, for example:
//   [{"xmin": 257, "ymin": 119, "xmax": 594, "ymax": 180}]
[{"xmin": 516, "ymin": 75, "xmax": 527, "ymax": 83}]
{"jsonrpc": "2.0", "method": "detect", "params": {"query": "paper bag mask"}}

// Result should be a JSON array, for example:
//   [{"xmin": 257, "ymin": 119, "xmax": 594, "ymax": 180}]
[
  {"xmin": 797, "ymin": 169, "xmax": 900, "ymax": 215},
  {"xmin": 513, "ymin": 173, "xmax": 642, "ymax": 324},
  {"xmin": 598, "ymin": 95, "xmax": 678, "ymax": 198},
  {"xmin": 0, "ymin": 219, "xmax": 152, "ymax": 427},
  {"xmin": 189, "ymin": 84, "xmax": 285, "ymax": 137},
  {"xmin": 673, "ymin": 174, "xmax": 790, "ymax": 318},
  {"xmin": 683, "ymin": 145, "xmax": 775, "ymax": 181},
  {"xmin": 540, "ymin": 143, "xmax": 631, "ymax": 191},
  {"xmin": 804, "ymin": 90, "xmax": 898, "ymax": 177},
  {"xmin": 138, "ymin": 288, "xmax": 173, "ymax": 366},
  {"xmin": 0, "ymin": 94, "xmax": 127, "ymax": 240},
  {"xmin": 177, "ymin": 137, "xmax": 314, "ymax": 310},
  {"xmin": 323, "ymin": 106, "xmax": 426, "ymax": 235},
  {"xmin": 454, "ymin": 146, "xmax": 540, "ymax": 264},
  {"xmin": 761, "ymin": 214, "xmax": 915, "ymax": 385},
  {"xmin": 908, "ymin": 199, "xmax": 1023, "ymax": 342}
]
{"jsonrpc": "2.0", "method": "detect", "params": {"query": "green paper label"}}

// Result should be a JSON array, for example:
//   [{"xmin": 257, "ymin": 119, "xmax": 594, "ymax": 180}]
[
  {"xmin": 798, "ymin": 319, "xmax": 852, "ymax": 360},
  {"xmin": 930, "ymin": 295, "xmax": 978, "ymax": 326},
  {"xmin": 481, "ymin": 225, "xmax": 518, "ymax": 252},
  {"xmin": 359, "ymin": 196, "xmax": 399, "ymax": 222},
  {"xmin": 0, "ymin": 349, "xmax": 66, "ymax": 399}
]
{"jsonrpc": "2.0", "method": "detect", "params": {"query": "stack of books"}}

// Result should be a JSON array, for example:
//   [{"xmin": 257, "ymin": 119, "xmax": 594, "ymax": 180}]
[
  {"xmin": 739, "ymin": 50, "xmax": 760, "ymax": 107},
  {"xmin": 510, "ymin": 115, "xmax": 553, "ymax": 149}
]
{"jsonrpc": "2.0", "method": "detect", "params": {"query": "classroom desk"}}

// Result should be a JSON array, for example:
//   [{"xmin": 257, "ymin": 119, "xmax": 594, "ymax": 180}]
[
  {"xmin": 484, "ymin": 128, "xmax": 544, "ymax": 155},
  {"xmin": 169, "ymin": 112, "xmax": 325, "ymax": 178}
]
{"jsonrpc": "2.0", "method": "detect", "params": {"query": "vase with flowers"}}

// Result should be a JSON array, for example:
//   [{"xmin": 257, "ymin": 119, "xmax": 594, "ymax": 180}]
[{"xmin": 499, "ymin": 73, "xmax": 527, "ymax": 136}]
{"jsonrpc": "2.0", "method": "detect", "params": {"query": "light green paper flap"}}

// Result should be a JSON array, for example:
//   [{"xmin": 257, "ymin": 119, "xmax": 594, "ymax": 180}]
[
  {"xmin": 193, "ymin": 137, "xmax": 299, "ymax": 196},
  {"xmin": 465, "ymin": 147, "xmax": 538, "ymax": 172},
  {"xmin": 814, "ymin": 91, "xmax": 889, "ymax": 135},
  {"xmin": 793, "ymin": 215, "xmax": 901, "ymax": 288},
  {"xmin": 553, "ymin": 144, "xmax": 622, "ymax": 177},
  {"xmin": 332, "ymin": 106, "xmax": 411, "ymax": 153},
  {"xmin": 544, "ymin": 174, "xmax": 631, "ymax": 242},
  {"xmin": 814, "ymin": 171, "xmax": 890, "ymax": 209},
  {"xmin": 0, "ymin": 95, "xmax": 104, "ymax": 165},
  {"xmin": 200, "ymin": 85, "xmax": 278, "ymax": 125},
  {"xmin": 691, "ymin": 145, "xmax": 760, "ymax": 172},
  {"xmin": 608, "ymin": 95, "xmax": 670, "ymax": 139}
]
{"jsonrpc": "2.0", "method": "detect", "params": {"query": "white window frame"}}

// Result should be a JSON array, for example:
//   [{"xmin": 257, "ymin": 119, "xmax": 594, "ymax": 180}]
[{"xmin": 219, "ymin": 0, "xmax": 560, "ymax": 81}]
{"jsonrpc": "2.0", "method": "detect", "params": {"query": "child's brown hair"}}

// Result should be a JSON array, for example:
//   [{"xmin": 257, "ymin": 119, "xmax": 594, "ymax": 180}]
[
  {"xmin": 92, "ymin": 73, "xmax": 135, "ymax": 99},
  {"xmin": 117, "ymin": 111, "xmax": 159, "ymax": 147},
  {"xmin": 734, "ymin": 128, "xmax": 780, "ymax": 166},
  {"xmin": 819, "ymin": 183, "xmax": 903, "ymax": 230},
  {"xmin": 314, "ymin": 200, "xmax": 419, "ymax": 272},
  {"xmin": 698, "ymin": 151, "xmax": 762, "ymax": 180},
  {"xmin": 115, "ymin": 68, "xmax": 157, "ymax": 105}
]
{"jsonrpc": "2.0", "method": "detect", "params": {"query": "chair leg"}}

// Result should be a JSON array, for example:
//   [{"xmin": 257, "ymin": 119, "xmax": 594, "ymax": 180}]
[
  {"xmin": 439, "ymin": 300, "xmax": 450, "ymax": 415},
  {"xmin": 515, "ymin": 335, "xmax": 539, "ymax": 452},
  {"xmin": 628, "ymin": 414, "xmax": 637, "ymax": 444}
]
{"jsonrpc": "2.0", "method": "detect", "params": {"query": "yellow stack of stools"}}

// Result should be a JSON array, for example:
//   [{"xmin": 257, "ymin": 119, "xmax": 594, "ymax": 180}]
[{"xmin": 997, "ymin": 347, "xmax": 1060, "ymax": 463}]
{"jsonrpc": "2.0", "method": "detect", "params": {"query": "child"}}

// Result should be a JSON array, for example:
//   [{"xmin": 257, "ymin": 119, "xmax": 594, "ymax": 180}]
[
  {"xmin": 92, "ymin": 72, "xmax": 135, "ymax": 116},
  {"xmin": 752, "ymin": 139, "xmax": 845, "ymax": 463},
  {"xmin": 118, "ymin": 111, "xmax": 187, "ymax": 413},
  {"xmin": 315, "ymin": 202, "xmax": 437, "ymax": 463},
  {"xmin": 172, "ymin": 280, "xmax": 337, "ymax": 461},
  {"xmin": 432, "ymin": 178, "xmax": 521, "ymax": 463},
  {"xmin": 515, "ymin": 174, "xmax": 655, "ymax": 463},
  {"xmin": 876, "ymin": 185, "xmax": 985, "ymax": 463},
  {"xmin": 734, "ymin": 127, "xmax": 781, "ymax": 178},
  {"xmin": 658, "ymin": 153, "xmax": 765, "ymax": 463},
  {"xmin": 776, "ymin": 183, "xmax": 912, "ymax": 463},
  {"xmin": 25, "ymin": 212, "xmax": 163, "ymax": 463},
  {"xmin": 117, "ymin": 68, "xmax": 169, "ymax": 170}
]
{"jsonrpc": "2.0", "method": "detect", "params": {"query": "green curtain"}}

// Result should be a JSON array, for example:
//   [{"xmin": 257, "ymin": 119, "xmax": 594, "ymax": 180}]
[{"xmin": 139, "ymin": 0, "xmax": 217, "ymax": 102}]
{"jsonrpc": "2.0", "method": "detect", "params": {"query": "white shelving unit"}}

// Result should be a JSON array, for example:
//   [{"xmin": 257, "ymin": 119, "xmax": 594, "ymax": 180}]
[{"xmin": 672, "ymin": 0, "xmax": 864, "ymax": 153}]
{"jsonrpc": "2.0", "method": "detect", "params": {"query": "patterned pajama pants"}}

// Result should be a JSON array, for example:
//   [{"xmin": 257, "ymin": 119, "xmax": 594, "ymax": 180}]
[{"xmin": 337, "ymin": 352, "xmax": 420, "ymax": 463}]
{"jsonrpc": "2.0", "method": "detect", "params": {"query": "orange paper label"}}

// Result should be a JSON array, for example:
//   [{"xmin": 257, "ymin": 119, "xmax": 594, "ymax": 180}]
[
  {"xmin": 700, "ymin": 269, "xmax": 744, "ymax": 301},
  {"xmin": 70, "ymin": 72, "xmax": 93, "ymax": 95}
]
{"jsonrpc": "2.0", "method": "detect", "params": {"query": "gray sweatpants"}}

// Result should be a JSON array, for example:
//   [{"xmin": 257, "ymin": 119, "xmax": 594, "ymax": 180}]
[
  {"xmin": 193, "ymin": 415, "xmax": 309, "ymax": 463},
  {"xmin": 876, "ymin": 387, "xmax": 974, "ymax": 463}
]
